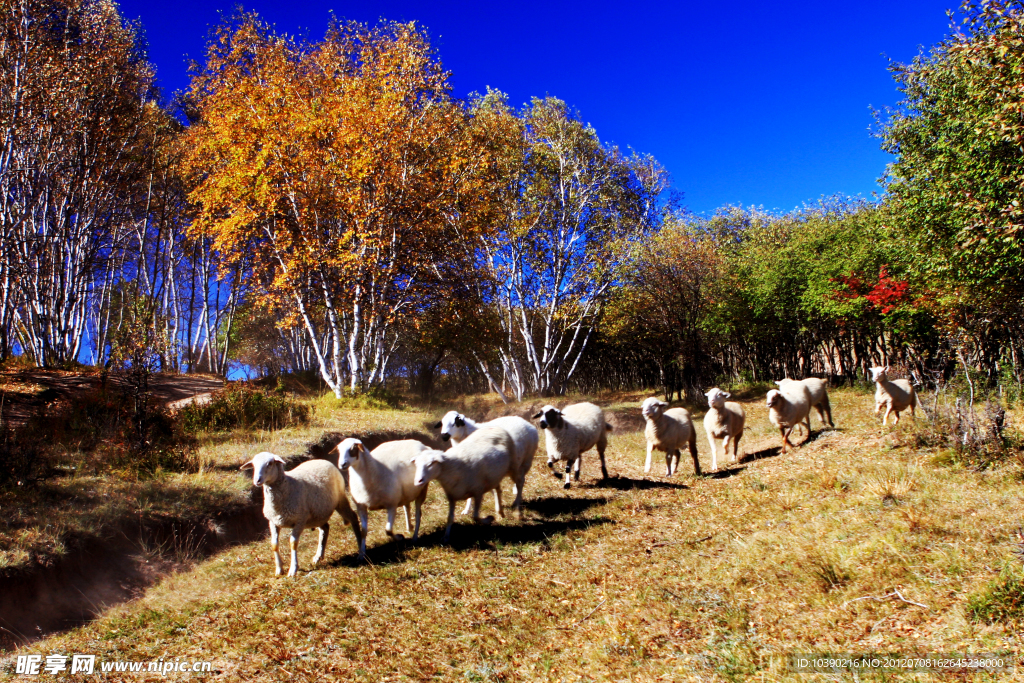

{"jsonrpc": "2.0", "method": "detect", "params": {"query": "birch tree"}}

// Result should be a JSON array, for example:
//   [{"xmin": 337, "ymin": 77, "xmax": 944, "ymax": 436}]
[
  {"xmin": 477, "ymin": 94, "xmax": 666, "ymax": 398},
  {"xmin": 180, "ymin": 16, "xmax": 498, "ymax": 395},
  {"xmin": 0, "ymin": 0, "xmax": 161, "ymax": 366}
]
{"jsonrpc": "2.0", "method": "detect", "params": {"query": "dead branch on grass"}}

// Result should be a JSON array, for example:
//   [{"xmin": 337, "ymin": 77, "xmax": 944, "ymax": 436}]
[
  {"xmin": 646, "ymin": 535, "xmax": 713, "ymax": 552},
  {"xmin": 843, "ymin": 589, "xmax": 929, "ymax": 610}
]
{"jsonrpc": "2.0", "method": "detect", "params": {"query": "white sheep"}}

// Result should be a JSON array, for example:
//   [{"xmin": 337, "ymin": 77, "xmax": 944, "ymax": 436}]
[
  {"xmin": 703, "ymin": 388, "xmax": 746, "ymax": 472},
  {"xmin": 532, "ymin": 402, "xmax": 612, "ymax": 489},
  {"xmin": 869, "ymin": 365, "xmax": 919, "ymax": 425},
  {"xmin": 433, "ymin": 411, "xmax": 539, "ymax": 517},
  {"xmin": 776, "ymin": 377, "xmax": 834, "ymax": 429},
  {"xmin": 335, "ymin": 438, "xmax": 430, "ymax": 557},
  {"xmin": 766, "ymin": 382, "xmax": 812, "ymax": 453},
  {"xmin": 240, "ymin": 452, "xmax": 363, "ymax": 576},
  {"xmin": 411, "ymin": 427, "xmax": 517, "ymax": 542},
  {"xmin": 641, "ymin": 397, "xmax": 700, "ymax": 476}
]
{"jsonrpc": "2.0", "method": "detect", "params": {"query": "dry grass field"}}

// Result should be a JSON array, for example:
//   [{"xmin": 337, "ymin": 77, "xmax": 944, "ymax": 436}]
[{"xmin": 2, "ymin": 387, "xmax": 1022, "ymax": 681}]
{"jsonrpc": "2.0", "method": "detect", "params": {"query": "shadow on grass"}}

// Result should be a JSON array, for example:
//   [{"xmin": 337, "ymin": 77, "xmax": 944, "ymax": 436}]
[
  {"xmin": 703, "ymin": 466, "xmax": 747, "ymax": 479},
  {"xmin": 585, "ymin": 475, "xmax": 690, "ymax": 491},
  {"xmin": 342, "ymin": 516, "xmax": 616, "ymax": 565},
  {"xmin": 524, "ymin": 495, "xmax": 609, "ymax": 518}
]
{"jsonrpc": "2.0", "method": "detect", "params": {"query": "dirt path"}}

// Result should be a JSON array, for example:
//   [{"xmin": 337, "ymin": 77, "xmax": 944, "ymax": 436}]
[{"xmin": 0, "ymin": 369, "xmax": 225, "ymax": 428}]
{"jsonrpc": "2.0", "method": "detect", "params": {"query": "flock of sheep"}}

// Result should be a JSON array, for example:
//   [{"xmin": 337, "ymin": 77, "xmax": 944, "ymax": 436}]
[{"xmin": 240, "ymin": 365, "xmax": 919, "ymax": 576}]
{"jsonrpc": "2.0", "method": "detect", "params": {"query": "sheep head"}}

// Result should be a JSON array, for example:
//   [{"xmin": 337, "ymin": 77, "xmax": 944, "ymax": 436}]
[
  {"xmin": 411, "ymin": 449, "xmax": 444, "ymax": 487},
  {"xmin": 436, "ymin": 410, "xmax": 468, "ymax": 442},
  {"xmin": 705, "ymin": 388, "xmax": 730, "ymax": 409},
  {"xmin": 868, "ymin": 366, "xmax": 889, "ymax": 382},
  {"xmin": 641, "ymin": 397, "xmax": 668, "ymax": 420},
  {"xmin": 766, "ymin": 389, "xmax": 783, "ymax": 408},
  {"xmin": 240, "ymin": 451, "xmax": 287, "ymax": 487},
  {"xmin": 336, "ymin": 438, "xmax": 367, "ymax": 471},
  {"xmin": 533, "ymin": 405, "xmax": 563, "ymax": 430}
]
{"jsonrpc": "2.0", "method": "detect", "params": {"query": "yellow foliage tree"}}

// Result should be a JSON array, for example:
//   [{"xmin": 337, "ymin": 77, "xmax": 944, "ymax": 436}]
[{"xmin": 180, "ymin": 15, "xmax": 501, "ymax": 394}]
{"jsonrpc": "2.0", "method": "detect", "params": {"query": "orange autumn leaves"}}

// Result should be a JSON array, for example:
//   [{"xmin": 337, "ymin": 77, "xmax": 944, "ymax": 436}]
[
  {"xmin": 180, "ymin": 16, "xmax": 502, "ymax": 323},
  {"xmin": 178, "ymin": 16, "xmax": 511, "ymax": 392}
]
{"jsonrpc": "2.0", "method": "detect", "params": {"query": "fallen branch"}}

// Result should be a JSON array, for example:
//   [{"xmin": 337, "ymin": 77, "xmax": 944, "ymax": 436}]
[
  {"xmin": 843, "ymin": 590, "xmax": 929, "ymax": 610},
  {"xmin": 648, "ymin": 535, "xmax": 713, "ymax": 551},
  {"xmin": 575, "ymin": 598, "xmax": 606, "ymax": 628}
]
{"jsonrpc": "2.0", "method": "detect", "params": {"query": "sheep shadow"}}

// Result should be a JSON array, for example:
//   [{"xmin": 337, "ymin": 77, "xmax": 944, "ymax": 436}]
[
  {"xmin": 738, "ymin": 445, "xmax": 783, "ymax": 464},
  {"xmin": 431, "ymin": 516, "xmax": 616, "ymax": 553},
  {"xmin": 585, "ymin": 475, "xmax": 690, "ymax": 491},
  {"xmin": 702, "ymin": 466, "xmax": 747, "ymax": 479},
  {"xmin": 341, "ymin": 516, "xmax": 617, "ymax": 565},
  {"xmin": 524, "ymin": 495, "xmax": 609, "ymax": 518}
]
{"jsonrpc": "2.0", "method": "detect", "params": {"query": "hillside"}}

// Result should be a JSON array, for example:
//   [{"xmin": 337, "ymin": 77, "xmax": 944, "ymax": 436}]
[{"xmin": 1, "ymin": 388, "xmax": 1019, "ymax": 681}]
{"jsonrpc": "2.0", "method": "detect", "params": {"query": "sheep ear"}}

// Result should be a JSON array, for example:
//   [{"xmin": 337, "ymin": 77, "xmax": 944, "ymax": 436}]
[
  {"xmin": 240, "ymin": 460, "xmax": 254, "ymax": 471},
  {"xmin": 723, "ymin": 392, "xmax": 731, "ymax": 399},
  {"xmin": 531, "ymin": 411, "xmax": 543, "ymax": 419},
  {"xmin": 884, "ymin": 365, "xmax": 891, "ymax": 373},
  {"xmin": 433, "ymin": 420, "xmax": 442, "ymax": 429},
  {"xmin": 273, "ymin": 455, "xmax": 286, "ymax": 464},
  {"xmin": 454, "ymin": 415, "xmax": 465, "ymax": 427}
]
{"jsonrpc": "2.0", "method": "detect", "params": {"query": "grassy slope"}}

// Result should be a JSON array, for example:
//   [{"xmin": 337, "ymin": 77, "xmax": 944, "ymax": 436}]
[{"xmin": 3, "ymin": 389, "xmax": 1022, "ymax": 681}]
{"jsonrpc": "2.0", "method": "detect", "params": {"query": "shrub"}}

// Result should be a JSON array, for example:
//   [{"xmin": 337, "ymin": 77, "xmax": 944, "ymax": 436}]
[
  {"xmin": 178, "ymin": 384, "xmax": 310, "ymax": 433},
  {"xmin": 910, "ymin": 396, "xmax": 1020, "ymax": 469},
  {"xmin": 311, "ymin": 386, "xmax": 403, "ymax": 414},
  {"xmin": 967, "ymin": 566, "xmax": 1024, "ymax": 623},
  {"xmin": 0, "ymin": 426, "xmax": 41, "ymax": 487}
]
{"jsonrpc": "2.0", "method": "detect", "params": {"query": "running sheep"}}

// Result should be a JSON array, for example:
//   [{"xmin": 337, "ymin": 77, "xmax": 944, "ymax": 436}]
[
  {"xmin": 532, "ymin": 402, "xmax": 612, "ymax": 489},
  {"xmin": 766, "ymin": 382, "xmax": 812, "ymax": 453},
  {"xmin": 335, "ymin": 438, "xmax": 430, "ymax": 557},
  {"xmin": 703, "ymin": 388, "xmax": 745, "ymax": 472},
  {"xmin": 776, "ymin": 377, "xmax": 834, "ymax": 430},
  {"xmin": 412, "ymin": 427, "xmax": 518, "ymax": 543},
  {"xmin": 869, "ymin": 365, "xmax": 919, "ymax": 425},
  {"xmin": 641, "ymin": 397, "xmax": 700, "ymax": 476},
  {"xmin": 241, "ymin": 452, "xmax": 363, "ymax": 576},
  {"xmin": 433, "ymin": 411, "xmax": 538, "ymax": 517}
]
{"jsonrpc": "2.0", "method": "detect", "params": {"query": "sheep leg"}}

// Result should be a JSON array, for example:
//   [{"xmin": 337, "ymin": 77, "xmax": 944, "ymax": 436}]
[
  {"xmin": 288, "ymin": 526, "xmax": 304, "ymax": 577},
  {"xmin": 357, "ymin": 505, "xmax": 370, "ymax": 538},
  {"xmin": 461, "ymin": 498, "xmax": 473, "ymax": 516},
  {"xmin": 550, "ymin": 458, "xmax": 562, "ymax": 479},
  {"xmin": 474, "ymin": 494, "xmax": 494, "ymax": 525},
  {"xmin": 403, "ymin": 504, "xmax": 412, "ymax": 533},
  {"xmin": 563, "ymin": 460, "xmax": 574, "ymax": 489},
  {"xmin": 312, "ymin": 523, "xmax": 329, "ymax": 565},
  {"xmin": 574, "ymin": 456, "xmax": 582, "ymax": 481},
  {"xmin": 893, "ymin": 408, "xmax": 901, "ymax": 425},
  {"xmin": 336, "ymin": 496, "xmax": 365, "ymax": 561},
  {"xmin": 688, "ymin": 434, "xmax": 701, "ymax": 475},
  {"xmin": 385, "ymin": 507, "xmax": 396, "ymax": 537},
  {"xmin": 511, "ymin": 475, "xmax": 525, "ymax": 519},
  {"xmin": 644, "ymin": 442, "xmax": 654, "ymax": 474},
  {"xmin": 731, "ymin": 433, "xmax": 742, "ymax": 462},
  {"xmin": 722, "ymin": 436, "xmax": 730, "ymax": 467},
  {"xmin": 493, "ymin": 487, "xmax": 504, "ymax": 519},
  {"xmin": 444, "ymin": 496, "xmax": 456, "ymax": 544},
  {"xmin": 597, "ymin": 441, "xmax": 609, "ymax": 480},
  {"xmin": 665, "ymin": 450, "xmax": 674, "ymax": 477},
  {"xmin": 882, "ymin": 405, "xmax": 892, "ymax": 426},
  {"xmin": 270, "ymin": 524, "xmax": 283, "ymax": 576},
  {"xmin": 707, "ymin": 435, "xmax": 718, "ymax": 472},
  {"xmin": 779, "ymin": 427, "xmax": 789, "ymax": 454},
  {"xmin": 412, "ymin": 493, "xmax": 425, "ymax": 540}
]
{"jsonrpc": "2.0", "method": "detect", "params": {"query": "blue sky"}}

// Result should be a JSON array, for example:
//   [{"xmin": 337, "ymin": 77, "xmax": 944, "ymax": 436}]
[{"xmin": 120, "ymin": 0, "xmax": 954, "ymax": 215}]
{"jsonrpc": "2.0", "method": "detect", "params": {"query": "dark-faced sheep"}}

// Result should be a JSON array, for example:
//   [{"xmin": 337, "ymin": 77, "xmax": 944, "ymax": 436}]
[{"xmin": 532, "ymin": 402, "xmax": 612, "ymax": 489}]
